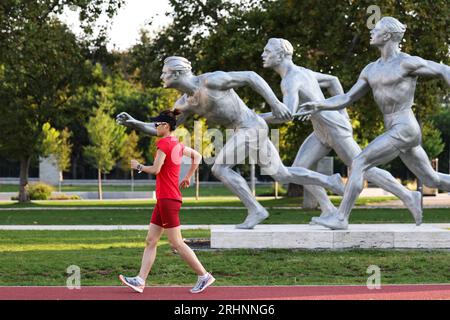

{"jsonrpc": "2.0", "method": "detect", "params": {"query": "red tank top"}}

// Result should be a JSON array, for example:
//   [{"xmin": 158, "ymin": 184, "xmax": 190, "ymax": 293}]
[{"xmin": 155, "ymin": 136, "xmax": 184, "ymax": 201}]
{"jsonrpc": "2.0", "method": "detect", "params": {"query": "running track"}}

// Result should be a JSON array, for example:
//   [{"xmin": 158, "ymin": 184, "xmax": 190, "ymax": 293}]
[{"xmin": 1, "ymin": 285, "xmax": 449, "ymax": 300}]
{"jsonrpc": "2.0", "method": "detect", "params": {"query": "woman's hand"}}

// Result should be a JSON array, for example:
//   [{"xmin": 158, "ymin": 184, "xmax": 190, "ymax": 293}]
[
  {"xmin": 179, "ymin": 177, "xmax": 191, "ymax": 189},
  {"xmin": 130, "ymin": 159, "xmax": 140, "ymax": 170}
]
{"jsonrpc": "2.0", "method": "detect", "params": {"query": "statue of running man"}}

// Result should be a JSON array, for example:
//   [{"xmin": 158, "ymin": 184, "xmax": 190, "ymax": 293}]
[
  {"xmin": 259, "ymin": 37, "xmax": 422, "ymax": 224},
  {"xmin": 117, "ymin": 56, "xmax": 344, "ymax": 229},
  {"xmin": 300, "ymin": 17, "xmax": 450, "ymax": 230}
]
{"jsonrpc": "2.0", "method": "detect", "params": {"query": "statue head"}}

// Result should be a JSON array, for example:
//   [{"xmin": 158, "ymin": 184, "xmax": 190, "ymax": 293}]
[
  {"xmin": 262, "ymin": 38, "xmax": 293, "ymax": 68},
  {"xmin": 161, "ymin": 56, "xmax": 193, "ymax": 88},
  {"xmin": 370, "ymin": 17, "xmax": 406, "ymax": 47}
]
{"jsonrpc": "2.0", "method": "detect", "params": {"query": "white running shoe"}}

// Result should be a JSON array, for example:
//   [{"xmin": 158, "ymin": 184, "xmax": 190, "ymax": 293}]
[
  {"xmin": 119, "ymin": 275, "xmax": 145, "ymax": 293},
  {"xmin": 190, "ymin": 273, "xmax": 215, "ymax": 294}
]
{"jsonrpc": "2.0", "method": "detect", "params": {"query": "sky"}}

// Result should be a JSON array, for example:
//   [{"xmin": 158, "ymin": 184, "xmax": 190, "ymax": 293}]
[{"xmin": 59, "ymin": 0, "xmax": 173, "ymax": 51}]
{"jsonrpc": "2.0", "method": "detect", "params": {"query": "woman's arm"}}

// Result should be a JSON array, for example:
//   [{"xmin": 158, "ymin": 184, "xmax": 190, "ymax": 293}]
[
  {"xmin": 180, "ymin": 146, "xmax": 202, "ymax": 188},
  {"xmin": 131, "ymin": 150, "xmax": 166, "ymax": 175}
]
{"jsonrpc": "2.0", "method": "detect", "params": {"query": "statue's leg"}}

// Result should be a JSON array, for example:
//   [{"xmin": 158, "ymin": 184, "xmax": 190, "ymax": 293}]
[
  {"xmin": 259, "ymin": 139, "xmax": 344, "ymax": 195},
  {"xmin": 292, "ymin": 133, "xmax": 335, "ymax": 216},
  {"xmin": 334, "ymin": 137, "xmax": 422, "ymax": 224},
  {"xmin": 211, "ymin": 130, "xmax": 268, "ymax": 229},
  {"xmin": 314, "ymin": 132, "xmax": 401, "ymax": 230},
  {"xmin": 400, "ymin": 145, "xmax": 450, "ymax": 191}
]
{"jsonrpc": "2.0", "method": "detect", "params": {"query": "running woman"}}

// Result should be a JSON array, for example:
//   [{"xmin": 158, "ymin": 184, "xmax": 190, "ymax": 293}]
[{"xmin": 119, "ymin": 109, "xmax": 215, "ymax": 294}]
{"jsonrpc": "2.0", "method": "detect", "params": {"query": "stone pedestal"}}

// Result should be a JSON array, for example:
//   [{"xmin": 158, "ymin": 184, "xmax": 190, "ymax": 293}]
[
  {"xmin": 210, "ymin": 224, "xmax": 450, "ymax": 249},
  {"xmin": 39, "ymin": 155, "xmax": 59, "ymax": 186}
]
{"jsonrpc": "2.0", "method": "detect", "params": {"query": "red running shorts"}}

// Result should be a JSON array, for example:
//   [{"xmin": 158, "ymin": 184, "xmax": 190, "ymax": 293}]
[{"xmin": 150, "ymin": 199, "xmax": 182, "ymax": 228}]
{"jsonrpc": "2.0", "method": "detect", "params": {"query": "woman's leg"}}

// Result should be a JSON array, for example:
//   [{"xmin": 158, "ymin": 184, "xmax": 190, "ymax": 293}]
[
  {"xmin": 138, "ymin": 223, "xmax": 164, "ymax": 281},
  {"xmin": 165, "ymin": 226, "xmax": 207, "ymax": 276}
]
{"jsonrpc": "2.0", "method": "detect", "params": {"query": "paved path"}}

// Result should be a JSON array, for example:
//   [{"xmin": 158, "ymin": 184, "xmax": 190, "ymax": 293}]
[
  {"xmin": 0, "ymin": 224, "xmax": 215, "ymax": 230},
  {"xmin": 0, "ymin": 206, "xmax": 280, "ymax": 211},
  {"xmin": 1, "ymin": 284, "xmax": 449, "ymax": 300},
  {"xmin": 363, "ymin": 193, "xmax": 450, "ymax": 208},
  {"xmin": 1, "ymin": 223, "xmax": 449, "ymax": 231}
]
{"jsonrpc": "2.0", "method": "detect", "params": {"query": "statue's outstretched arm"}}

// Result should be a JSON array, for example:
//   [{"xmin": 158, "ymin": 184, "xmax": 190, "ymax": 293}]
[
  {"xmin": 298, "ymin": 77, "xmax": 369, "ymax": 115},
  {"xmin": 260, "ymin": 83, "xmax": 301, "ymax": 123},
  {"xmin": 313, "ymin": 72, "xmax": 345, "ymax": 96},
  {"xmin": 205, "ymin": 71, "xmax": 291, "ymax": 120},
  {"xmin": 116, "ymin": 112, "xmax": 157, "ymax": 136},
  {"xmin": 403, "ymin": 56, "xmax": 450, "ymax": 86},
  {"xmin": 116, "ymin": 96, "xmax": 192, "ymax": 136}
]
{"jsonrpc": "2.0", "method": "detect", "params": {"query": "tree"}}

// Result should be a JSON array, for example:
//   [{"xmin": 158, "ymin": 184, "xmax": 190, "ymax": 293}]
[
  {"xmin": 422, "ymin": 123, "xmax": 445, "ymax": 161},
  {"xmin": 430, "ymin": 102, "xmax": 450, "ymax": 173},
  {"xmin": 129, "ymin": 0, "xmax": 450, "ymax": 167},
  {"xmin": 41, "ymin": 123, "xmax": 73, "ymax": 191},
  {"xmin": 0, "ymin": 19, "xmax": 87, "ymax": 202},
  {"xmin": 0, "ymin": 0, "xmax": 124, "ymax": 202},
  {"xmin": 83, "ymin": 104, "xmax": 126, "ymax": 199},
  {"xmin": 56, "ymin": 128, "xmax": 73, "ymax": 191},
  {"xmin": 118, "ymin": 130, "xmax": 144, "ymax": 191}
]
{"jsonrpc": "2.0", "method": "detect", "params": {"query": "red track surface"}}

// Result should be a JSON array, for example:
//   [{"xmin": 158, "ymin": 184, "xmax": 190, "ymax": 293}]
[{"xmin": 1, "ymin": 284, "xmax": 449, "ymax": 300}]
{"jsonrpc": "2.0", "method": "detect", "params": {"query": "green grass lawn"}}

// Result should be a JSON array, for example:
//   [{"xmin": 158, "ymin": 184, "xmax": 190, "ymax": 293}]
[
  {"xmin": 0, "ymin": 197, "xmax": 448, "ymax": 286},
  {"xmin": 0, "ymin": 183, "xmax": 276, "ymax": 197},
  {"xmin": 0, "ymin": 183, "xmax": 408, "ymax": 201},
  {"xmin": 0, "ymin": 195, "xmax": 397, "ymax": 208},
  {"xmin": 0, "ymin": 208, "xmax": 448, "ymax": 225},
  {"xmin": 1, "ymin": 230, "xmax": 449, "ymax": 286}
]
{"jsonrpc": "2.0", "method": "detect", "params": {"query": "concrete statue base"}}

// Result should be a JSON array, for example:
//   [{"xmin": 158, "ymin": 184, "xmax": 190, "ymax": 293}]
[{"xmin": 210, "ymin": 224, "xmax": 450, "ymax": 249}]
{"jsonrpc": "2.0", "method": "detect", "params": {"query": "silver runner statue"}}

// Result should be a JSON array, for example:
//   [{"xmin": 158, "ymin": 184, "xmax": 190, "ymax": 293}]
[
  {"xmin": 259, "ymin": 37, "xmax": 422, "ymax": 224},
  {"xmin": 117, "ymin": 56, "xmax": 345, "ymax": 229},
  {"xmin": 300, "ymin": 17, "xmax": 450, "ymax": 230}
]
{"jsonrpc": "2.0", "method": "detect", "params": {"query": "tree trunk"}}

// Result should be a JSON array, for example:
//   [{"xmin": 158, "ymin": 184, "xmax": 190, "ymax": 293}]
[
  {"xmin": 59, "ymin": 171, "xmax": 63, "ymax": 193},
  {"xmin": 19, "ymin": 156, "xmax": 31, "ymax": 202},
  {"xmin": 98, "ymin": 168, "xmax": 103, "ymax": 200},
  {"xmin": 131, "ymin": 169, "xmax": 134, "ymax": 192},
  {"xmin": 195, "ymin": 168, "xmax": 200, "ymax": 200},
  {"xmin": 303, "ymin": 188, "xmax": 319, "ymax": 209},
  {"xmin": 287, "ymin": 183, "xmax": 303, "ymax": 197},
  {"xmin": 72, "ymin": 154, "xmax": 78, "ymax": 179}
]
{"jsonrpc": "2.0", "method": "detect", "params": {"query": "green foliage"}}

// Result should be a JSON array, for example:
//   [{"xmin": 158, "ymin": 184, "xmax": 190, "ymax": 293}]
[
  {"xmin": 40, "ymin": 123, "xmax": 73, "ymax": 173},
  {"xmin": 430, "ymin": 103, "xmax": 450, "ymax": 171},
  {"xmin": 422, "ymin": 123, "xmax": 445, "ymax": 160},
  {"xmin": 118, "ymin": 130, "xmax": 144, "ymax": 172},
  {"xmin": 26, "ymin": 183, "xmax": 54, "ymax": 200},
  {"xmin": 83, "ymin": 105, "xmax": 127, "ymax": 173},
  {"xmin": 0, "ymin": 0, "xmax": 124, "ymax": 201},
  {"xmin": 68, "ymin": 63, "xmax": 180, "ymax": 166},
  {"xmin": 48, "ymin": 194, "xmax": 81, "ymax": 201},
  {"xmin": 0, "ymin": 19, "xmax": 87, "ymax": 160},
  {"xmin": 57, "ymin": 128, "xmax": 73, "ymax": 173},
  {"xmin": 40, "ymin": 123, "xmax": 60, "ymax": 157},
  {"xmin": 129, "ymin": 0, "xmax": 449, "ymax": 162}
]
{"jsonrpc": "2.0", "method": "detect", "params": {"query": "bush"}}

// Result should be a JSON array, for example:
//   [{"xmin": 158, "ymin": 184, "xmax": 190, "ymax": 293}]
[
  {"xmin": 26, "ymin": 182, "xmax": 54, "ymax": 200},
  {"xmin": 48, "ymin": 194, "xmax": 81, "ymax": 200}
]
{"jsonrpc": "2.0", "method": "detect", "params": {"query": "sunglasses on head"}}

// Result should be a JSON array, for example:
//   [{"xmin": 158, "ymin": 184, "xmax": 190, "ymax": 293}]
[{"xmin": 155, "ymin": 122, "xmax": 168, "ymax": 128}]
